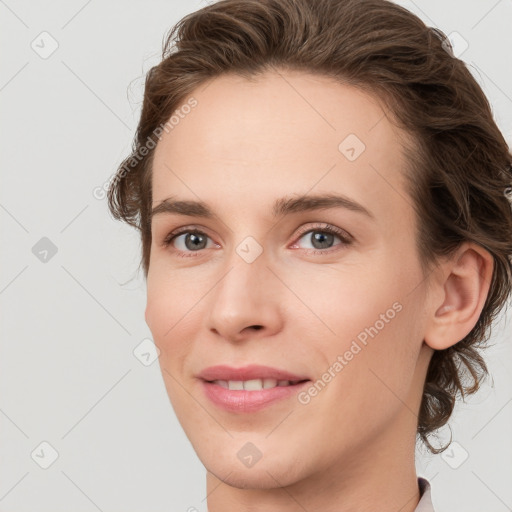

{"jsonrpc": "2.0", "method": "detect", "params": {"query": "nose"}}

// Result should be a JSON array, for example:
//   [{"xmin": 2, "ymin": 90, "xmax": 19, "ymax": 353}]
[{"xmin": 206, "ymin": 250, "xmax": 284, "ymax": 343}]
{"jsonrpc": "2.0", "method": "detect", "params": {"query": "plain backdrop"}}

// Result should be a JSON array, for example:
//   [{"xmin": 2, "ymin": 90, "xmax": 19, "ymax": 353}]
[{"xmin": 1, "ymin": 1, "xmax": 511, "ymax": 511}]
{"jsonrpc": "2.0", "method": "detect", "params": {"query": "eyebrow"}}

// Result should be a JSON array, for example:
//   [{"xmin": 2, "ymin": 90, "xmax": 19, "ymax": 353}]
[{"xmin": 151, "ymin": 193, "xmax": 374, "ymax": 221}]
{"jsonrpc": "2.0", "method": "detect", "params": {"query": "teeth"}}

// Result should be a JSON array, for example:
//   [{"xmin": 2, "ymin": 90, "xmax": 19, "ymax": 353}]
[
  {"xmin": 263, "ymin": 378, "xmax": 278, "ymax": 389},
  {"xmin": 212, "ymin": 379, "xmax": 295, "ymax": 390},
  {"xmin": 244, "ymin": 379, "xmax": 264, "ymax": 390}
]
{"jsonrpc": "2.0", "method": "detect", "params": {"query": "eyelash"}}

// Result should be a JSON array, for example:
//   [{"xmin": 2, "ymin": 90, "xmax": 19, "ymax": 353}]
[{"xmin": 162, "ymin": 223, "xmax": 353, "ymax": 258}]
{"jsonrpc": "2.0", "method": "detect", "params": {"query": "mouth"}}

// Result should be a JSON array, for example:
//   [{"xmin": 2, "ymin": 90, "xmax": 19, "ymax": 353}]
[
  {"xmin": 198, "ymin": 365, "xmax": 311, "ymax": 412},
  {"xmin": 207, "ymin": 378, "xmax": 308, "ymax": 390}
]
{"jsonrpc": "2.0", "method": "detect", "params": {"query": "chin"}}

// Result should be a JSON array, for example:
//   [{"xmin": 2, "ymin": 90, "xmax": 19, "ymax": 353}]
[
  {"xmin": 211, "ymin": 468, "xmax": 279, "ymax": 490},
  {"xmin": 195, "ymin": 438, "xmax": 310, "ymax": 490},
  {"xmin": 205, "ymin": 458, "xmax": 305, "ymax": 490}
]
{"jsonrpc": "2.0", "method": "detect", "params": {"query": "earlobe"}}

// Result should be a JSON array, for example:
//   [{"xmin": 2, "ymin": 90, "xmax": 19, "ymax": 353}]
[{"xmin": 424, "ymin": 243, "xmax": 494, "ymax": 351}]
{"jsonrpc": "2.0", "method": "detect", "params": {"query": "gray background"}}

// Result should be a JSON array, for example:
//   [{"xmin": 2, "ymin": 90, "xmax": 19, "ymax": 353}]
[{"xmin": 1, "ymin": 0, "xmax": 511, "ymax": 511}]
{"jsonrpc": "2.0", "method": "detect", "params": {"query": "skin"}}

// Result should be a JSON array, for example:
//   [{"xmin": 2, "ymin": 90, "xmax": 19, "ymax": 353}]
[{"xmin": 145, "ymin": 69, "xmax": 493, "ymax": 511}]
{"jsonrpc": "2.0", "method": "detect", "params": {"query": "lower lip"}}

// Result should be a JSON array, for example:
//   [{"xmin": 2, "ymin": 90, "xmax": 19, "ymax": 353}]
[{"xmin": 201, "ymin": 380, "xmax": 310, "ymax": 413}]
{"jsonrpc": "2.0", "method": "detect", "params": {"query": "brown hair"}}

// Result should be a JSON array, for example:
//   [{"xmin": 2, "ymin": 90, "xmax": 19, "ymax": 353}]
[{"xmin": 107, "ymin": 0, "xmax": 512, "ymax": 453}]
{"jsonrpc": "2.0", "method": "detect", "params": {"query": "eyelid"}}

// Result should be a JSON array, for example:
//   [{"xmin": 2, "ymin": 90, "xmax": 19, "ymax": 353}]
[{"xmin": 292, "ymin": 222, "xmax": 353, "ymax": 243}]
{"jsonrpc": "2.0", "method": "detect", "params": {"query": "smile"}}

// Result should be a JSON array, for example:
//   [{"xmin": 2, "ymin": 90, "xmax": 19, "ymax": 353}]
[
  {"xmin": 197, "ymin": 365, "xmax": 311, "ymax": 412},
  {"xmin": 210, "ymin": 378, "xmax": 305, "ymax": 390}
]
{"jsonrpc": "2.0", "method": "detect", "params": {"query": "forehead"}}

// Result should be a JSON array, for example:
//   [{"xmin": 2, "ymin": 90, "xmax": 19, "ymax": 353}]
[{"xmin": 151, "ymin": 70, "xmax": 413, "ymax": 223}]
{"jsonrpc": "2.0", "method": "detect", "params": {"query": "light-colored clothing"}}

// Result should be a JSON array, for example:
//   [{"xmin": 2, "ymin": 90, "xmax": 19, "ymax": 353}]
[{"xmin": 415, "ymin": 477, "xmax": 435, "ymax": 512}]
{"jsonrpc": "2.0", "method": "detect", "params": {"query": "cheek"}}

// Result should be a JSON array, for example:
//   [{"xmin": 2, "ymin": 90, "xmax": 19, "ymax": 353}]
[
  {"xmin": 302, "ymin": 252, "xmax": 424, "ymax": 390},
  {"xmin": 284, "ymin": 256, "xmax": 408, "ymax": 342},
  {"xmin": 145, "ymin": 281, "xmax": 196, "ymax": 412},
  {"xmin": 145, "ymin": 269, "xmax": 191, "ymax": 355}
]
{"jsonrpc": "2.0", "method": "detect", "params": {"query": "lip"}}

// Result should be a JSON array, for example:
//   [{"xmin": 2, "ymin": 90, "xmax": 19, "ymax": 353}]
[
  {"xmin": 198, "ymin": 364, "xmax": 311, "ymax": 413},
  {"xmin": 198, "ymin": 364, "xmax": 309, "ymax": 382}
]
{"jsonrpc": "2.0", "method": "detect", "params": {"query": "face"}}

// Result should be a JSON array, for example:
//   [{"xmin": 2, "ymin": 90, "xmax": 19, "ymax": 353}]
[{"xmin": 145, "ymin": 70, "xmax": 434, "ymax": 489}]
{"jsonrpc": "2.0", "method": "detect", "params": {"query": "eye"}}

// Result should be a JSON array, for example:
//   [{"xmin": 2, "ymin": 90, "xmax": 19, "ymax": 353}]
[
  {"xmin": 162, "ymin": 227, "xmax": 216, "ymax": 257},
  {"xmin": 291, "ymin": 223, "xmax": 352, "ymax": 254},
  {"xmin": 162, "ymin": 222, "xmax": 352, "ymax": 258}
]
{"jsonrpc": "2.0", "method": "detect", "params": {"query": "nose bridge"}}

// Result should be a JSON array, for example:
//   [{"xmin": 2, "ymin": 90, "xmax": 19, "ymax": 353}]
[
  {"xmin": 207, "ymin": 241, "xmax": 281, "ymax": 338},
  {"xmin": 215, "ymin": 244, "xmax": 270, "ymax": 314},
  {"xmin": 216, "ymin": 229, "xmax": 271, "ymax": 298}
]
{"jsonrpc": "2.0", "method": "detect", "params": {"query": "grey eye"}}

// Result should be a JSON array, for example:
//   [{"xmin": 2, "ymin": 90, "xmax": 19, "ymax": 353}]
[
  {"xmin": 174, "ymin": 232, "xmax": 212, "ymax": 251},
  {"xmin": 297, "ymin": 230, "xmax": 341, "ymax": 250}
]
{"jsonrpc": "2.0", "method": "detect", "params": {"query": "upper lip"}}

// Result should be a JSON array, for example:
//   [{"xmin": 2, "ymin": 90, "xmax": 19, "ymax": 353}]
[{"xmin": 198, "ymin": 364, "xmax": 310, "ymax": 382}]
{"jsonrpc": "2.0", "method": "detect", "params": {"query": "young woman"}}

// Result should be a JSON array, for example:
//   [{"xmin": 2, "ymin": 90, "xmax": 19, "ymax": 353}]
[{"xmin": 108, "ymin": 1, "xmax": 512, "ymax": 510}]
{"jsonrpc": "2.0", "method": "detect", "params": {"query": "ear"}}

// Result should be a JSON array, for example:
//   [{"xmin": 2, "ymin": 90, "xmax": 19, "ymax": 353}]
[{"xmin": 424, "ymin": 242, "xmax": 494, "ymax": 351}]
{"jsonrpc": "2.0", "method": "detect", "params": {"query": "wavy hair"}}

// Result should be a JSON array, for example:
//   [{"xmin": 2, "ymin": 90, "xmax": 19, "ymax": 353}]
[{"xmin": 107, "ymin": 0, "xmax": 512, "ymax": 453}]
